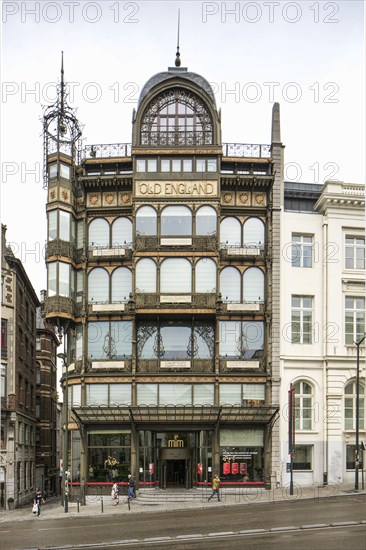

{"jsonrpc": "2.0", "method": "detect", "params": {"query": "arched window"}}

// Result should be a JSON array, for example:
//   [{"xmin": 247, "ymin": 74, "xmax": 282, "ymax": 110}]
[
  {"xmin": 161, "ymin": 206, "xmax": 192, "ymax": 236},
  {"xmin": 294, "ymin": 381, "xmax": 313, "ymax": 430},
  {"xmin": 111, "ymin": 267, "xmax": 132, "ymax": 302},
  {"xmin": 195, "ymin": 259, "xmax": 216, "ymax": 293},
  {"xmin": 220, "ymin": 217, "xmax": 241, "ymax": 247},
  {"xmin": 140, "ymin": 88, "xmax": 213, "ymax": 146},
  {"xmin": 88, "ymin": 219, "xmax": 110, "ymax": 248},
  {"xmin": 136, "ymin": 206, "xmax": 157, "ymax": 236},
  {"xmin": 220, "ymin": 267, "xmax": 241, "ymax": 302},
  {"xmin": 160, "ymin": 259, "xmax": 191, "ymax": 293},
  {"xmin": 345, "ymin": 381, "xmax": 365, "ymax": 430},
  {"xmin": 243, "ymin": 218, "xmax": 265, "ymax": 247},
  {"xmin": 112, "ymin": 218, "xmax": 132, "ymax": 247},
  {"xmin": 196, "ymin": 206, "xmax": 217, "ymax": 235},
  {"xmin": 136, "ymin": 259, "xmax": 157, "ymax": 293},
  {"xmin": 243, "ymin": 267, "xmax": 264, "ymax": 302},
  {"xmin": 88, "ymin": 268, "xmax": 109, "ymax": 303}
]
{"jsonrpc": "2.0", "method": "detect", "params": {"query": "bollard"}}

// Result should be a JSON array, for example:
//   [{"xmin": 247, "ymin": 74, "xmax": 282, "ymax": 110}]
[
  {"xmin": 101, "ymin": 496, "xmax": 104, "ymax": 513},
  {"xmin": 77, "ymin": 498, "xmax": 79, "ymax": 513}
]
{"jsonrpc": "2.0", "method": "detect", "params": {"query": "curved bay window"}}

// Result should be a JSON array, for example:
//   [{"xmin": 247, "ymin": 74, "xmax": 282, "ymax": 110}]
[
  {"xmin": 87, "ymin": 321, "xmax": 132, "ymax": 360},
  {"xmin": 137, "ymin": 321, "xmax": 214, "ymax": 364},
  {"xmin": 140, "ymin": 88, "xmax": 213, "ymax": 146}
]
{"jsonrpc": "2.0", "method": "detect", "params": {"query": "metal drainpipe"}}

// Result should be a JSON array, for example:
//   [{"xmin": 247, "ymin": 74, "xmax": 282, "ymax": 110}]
[{"xmin": 322, "ymin": 219, "xmax": 329, "ymax": 484}]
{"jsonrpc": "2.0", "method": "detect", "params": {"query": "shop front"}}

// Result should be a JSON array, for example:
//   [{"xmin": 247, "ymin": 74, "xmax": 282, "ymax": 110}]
[{"xmin": 70, "ymin": 404, "xmax": 278, "ymax": 494}]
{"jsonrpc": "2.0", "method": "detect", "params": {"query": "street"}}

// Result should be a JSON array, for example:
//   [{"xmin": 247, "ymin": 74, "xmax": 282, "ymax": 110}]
[{"xmin": 1, "ymin": 494, "xmax": 365, "ymax": 549}]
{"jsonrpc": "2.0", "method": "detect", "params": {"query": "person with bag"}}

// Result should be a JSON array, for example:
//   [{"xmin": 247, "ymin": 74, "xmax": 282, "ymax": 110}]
[
  {"xmin": 33, "ymin": 487, "xmax": 45, "ymax": 517},
  {"xmin": 208, "ymin": 474, "xmax": 221, "ymax": 502},
  {"xmin": 111, "ymin": 482, "xmax": 119, "ymax": 505}
]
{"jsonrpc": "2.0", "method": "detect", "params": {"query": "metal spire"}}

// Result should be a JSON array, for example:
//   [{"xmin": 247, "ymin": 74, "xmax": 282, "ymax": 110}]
[
  {"xmin": 60, "ymin": 50, "xmax": 65, "ymax": 113},
  {"xmin": 175, "ymin": 10, "xmax": 181, "ymax": 67}
]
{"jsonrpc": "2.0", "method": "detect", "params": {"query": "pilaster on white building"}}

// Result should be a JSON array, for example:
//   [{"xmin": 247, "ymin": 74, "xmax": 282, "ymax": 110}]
[{"xmin": 280, "ymin": 180, "xmax": 365, "ymax": 487}]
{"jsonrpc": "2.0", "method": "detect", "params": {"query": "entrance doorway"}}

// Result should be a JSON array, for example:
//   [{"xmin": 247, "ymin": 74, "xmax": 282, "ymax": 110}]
[{"xmin": 166, "ymin": 459, "xmax": 185, "ymax": 486}]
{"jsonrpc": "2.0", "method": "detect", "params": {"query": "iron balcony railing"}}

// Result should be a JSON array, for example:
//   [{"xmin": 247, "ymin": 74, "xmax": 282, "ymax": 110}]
[{"xmin": 81, "ymin": 142, "xmax": 272, "ymax": 160}]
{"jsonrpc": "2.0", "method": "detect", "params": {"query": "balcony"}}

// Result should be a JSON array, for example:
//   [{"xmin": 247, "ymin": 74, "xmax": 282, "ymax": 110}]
[
  {"xmin": 222, "ymin": 143, "xmax": 271, "ymax": 159},
  {"xmin": 220, "ymin": 245, "xmax": 265, "ymax": 261},
  {"xmin": 46, "ymin": 239, "xmax": 77, "ymax": 261},
  {"xmin": 135, "ymin": 235, "xmax": 217, "ymax": 252},
  {"xmin": 43, "ymin": 296, "xmax": 75, "ymax": 318},
  {"xmin": 135, "ymin": 293, "xmax": 216, "ymax": 310}
]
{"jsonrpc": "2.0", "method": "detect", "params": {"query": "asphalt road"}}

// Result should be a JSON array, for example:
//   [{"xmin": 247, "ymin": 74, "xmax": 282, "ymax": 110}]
[{"xmin": 1, "ymin": 495, "xmax": 365, "ymax": 550}]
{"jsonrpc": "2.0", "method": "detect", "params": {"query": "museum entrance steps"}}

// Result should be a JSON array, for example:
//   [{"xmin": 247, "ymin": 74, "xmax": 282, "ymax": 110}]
[{"xmin": 137, "ymin": 487, "xmax": 210, "ymax": 504}]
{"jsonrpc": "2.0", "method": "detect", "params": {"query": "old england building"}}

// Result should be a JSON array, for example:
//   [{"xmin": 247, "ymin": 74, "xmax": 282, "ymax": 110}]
[{"xmin": 43, "ymin": 53, "xmax": 282, "ymax": 495}]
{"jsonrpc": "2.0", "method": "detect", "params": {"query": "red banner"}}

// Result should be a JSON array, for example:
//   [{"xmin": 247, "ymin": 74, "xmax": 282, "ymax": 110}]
[
  {"xmin": 240, "ymin": 463, "xmax": 247, "ymax": 474},
  {"xmin": 223, "ymin": 462, "xmax": 230, "ymax": 475},
  {"xmin": 148, "ymin": 463, "xmax": 154, "ymax": 475},
  {"xmin": 197, "ymin": 463, "xmax": 203, "ymax": 475},
  {"xmin": 231, "ymin": 462, "xmax": 239, "ymax": 475}
]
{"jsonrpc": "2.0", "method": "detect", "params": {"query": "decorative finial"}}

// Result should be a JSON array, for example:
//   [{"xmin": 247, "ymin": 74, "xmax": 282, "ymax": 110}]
[{"xmin": 175, "ymin": 9, "xmax": 181, "ymax": 67}]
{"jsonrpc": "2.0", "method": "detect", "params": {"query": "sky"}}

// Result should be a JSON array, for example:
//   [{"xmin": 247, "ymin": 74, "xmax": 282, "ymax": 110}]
[{"xmin": 1, "ymin": 0, "xmax": 365, "ymax": 299}]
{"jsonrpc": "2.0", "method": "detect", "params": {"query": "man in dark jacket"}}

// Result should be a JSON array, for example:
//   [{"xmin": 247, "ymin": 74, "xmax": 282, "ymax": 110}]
[
  {"xmin": 34, "ymin": 488, "xmax": 45, "ymax": 516},
  {"xmin": 127, "ymin": 474, "xmax": 136, "ymax": 499}
]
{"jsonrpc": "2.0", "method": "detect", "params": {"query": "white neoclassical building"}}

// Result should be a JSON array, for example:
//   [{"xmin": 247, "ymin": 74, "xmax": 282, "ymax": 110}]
[{"xmin": 280, "ymin": 180, "xmax": 365, "ymax": 488}]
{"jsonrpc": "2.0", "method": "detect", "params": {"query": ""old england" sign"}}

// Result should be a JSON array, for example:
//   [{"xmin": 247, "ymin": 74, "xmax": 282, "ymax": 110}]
[{"xmin": 135, "ymin": 181, "xmax": 218, "ymax": 198}]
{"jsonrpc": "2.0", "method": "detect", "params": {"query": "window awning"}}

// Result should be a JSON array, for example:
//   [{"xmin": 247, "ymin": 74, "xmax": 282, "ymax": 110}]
[{"xmin": 72, "ymin": 404, "xmax": 279, "ymax": 426}]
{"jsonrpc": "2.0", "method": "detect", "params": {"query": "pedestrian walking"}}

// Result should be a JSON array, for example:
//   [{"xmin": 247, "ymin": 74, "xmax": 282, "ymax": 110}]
[
  {"xmin": 34, "ymin": 487, "xmax": 45, "ymax": 516},
  {"xmin": 127, "ymin": 474, "xmax": 136, "ymax": 499},
  {"xmin": 208, "ymin": 474, "xmax": 221, "ymax": 502},
  {"xmin": 111, "ymin": 482, "xmax": 119, "ymax": 505}
]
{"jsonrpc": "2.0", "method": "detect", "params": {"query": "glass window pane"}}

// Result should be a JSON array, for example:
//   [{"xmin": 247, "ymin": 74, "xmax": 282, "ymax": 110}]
[
  {"xmin": 137, "ymin": 323, "xmax": 158, "ymax": 359},
  {"xmin": 88, "ymin": 218, "xmax": 110, "ymax": 247},
  {"xmin": 112, "ymin": 321, "xmax": 132, "ymax": 359},
  {"xmin": 109, "ymin": 384, "xmax": 131, "ymax": 405},
  {"xmin": 241, "ymin": 321, "xmax": 264, "ymax": 358},
  {"xmin": 193, "ymin": 384, "xmax": 214, "ymax": 405},
  {"xmin": 161, "ymin": 160, "xmax": 170, "ymax": 172},
  {"xmin": 183, "ymin": 159, "xmax": 192, "ymax": 172},
  {"xmin": 88, "ymin": 322, "xmax": 109, "ymax": 360},
  {"xmin": 137, "ymin": 384, "xmax": 158, "ymax": 405},
  {"xmin": 196, "ymin": 206, "xmax": 217, "ymax": 236},
  {"xmin": 207, "ymin": 159, "xmax": 217, "ymax": 172},
  {"xmin": 220, "ymin": 384, "xmax": 241, "ymax": 405},
  {"xmin": 48, "ymin": 262, "xmax": 57, "ymax": 296},
  {"xmin": 172, "ymin": 159, "xmax": 181, "ymax": 172},
  {"xmin": 49, "ymin": 164, "xmax": 57, "ymax": 178},
  {"xmin": 112, "ymin": 218, "xmax": 132, "ymax": 247},
  {"xmin": 48, "ymin": 210, "xmax": 57, "ymax": 240},
  {"xmin": 86, "ymin": 384, "xmax": 108, "ymax": 405},
  {"xmin": 161, "ymin": 259, "xmax": 191, "ymax": 293},
  {"xmin": 161, "ymin": 206, "xmax": 192, "ymax": 236},
  {"xmin": 159, "ymin": 384, "xmax": 192, "ymax": 405},
  {"xmin": 111, "ymin": 267, "xmax": 132, "ymax": 302},
  {"xmin": 59, "ymin": 211, "xmax": 70, "ymax": 241},
  {"xmin": 77, "ymin": 221, "xmax": 84, "ymax": 249},
  {"xmin": 195, "ymin": 258, "xmax": 216, "ymax": 293},
  {"xmin": 147, "ymin": 159, "xmax": 157, "ymax": 172},
  {"xmin": 243, "ymin": 218, "xmax": 265, "ymax": 246},
  {"xmin": 60, "ymin": 164, "xmax": 70, "ymax": 179},
  {"xmin": 88, "ymin": 268, "xmax": 109, "ymax": 303},
  {"xmin": 136, "ymin": 259, "xmax": 157, "ymax": 293},
  {"xmin": 194, "ymin": 324, "xmax": 214, "ymax": 359},
  {"xmin": 160, "ymin": 326, "xmax": 191, "ymax": 359},
  {"xmin": 219, "ymin": 321, "xmax": 240, "ymax": 358},
  {"xmin": 59, "ymin": 263, "xmax": 70, "ymax": 297},
  {"xmin": 196, "ymin": 159, "xmax": 205, "ymax": 172},
  {"xmin": 136, "ymin": 206, "xmax": 157, "ymax": 236},
  {"xmin": 136, "ymin": 159, "xmax": 145, "ymax": 172},
  {"xmin": 243, "ymin": 267, "xmax": 264, "ymax": 302},
  {"xmin": 220, "ymin": 217, "xmax": 241, "ymax": 246},
  {"xmin": 220, "ymin": 267, "xmax": 241, "ymax": 302},
  {"xmin": 243, "ymin": 384, "xmax": 265, "ymax": 400}
]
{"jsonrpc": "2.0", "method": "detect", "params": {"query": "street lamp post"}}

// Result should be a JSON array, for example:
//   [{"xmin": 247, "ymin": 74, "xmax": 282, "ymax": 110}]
[
  {"xmin": 354, "ymin": 334, "xmax": 365, "ymax": 492},
  {"xmin": 57, "ymin": 352, "xmax": 69, "ymax": 512}
]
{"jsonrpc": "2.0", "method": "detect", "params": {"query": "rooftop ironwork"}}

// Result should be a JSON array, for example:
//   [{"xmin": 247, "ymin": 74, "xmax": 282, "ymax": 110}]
[{"xmin": 81, "ymin": 143, "xmax": 272, "ymax": 160}]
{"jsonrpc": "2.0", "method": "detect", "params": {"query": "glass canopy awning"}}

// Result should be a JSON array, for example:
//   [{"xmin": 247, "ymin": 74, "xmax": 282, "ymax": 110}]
[{"xmin": 72, "ymin": 404, "xmax": 279, "ymax": 426}]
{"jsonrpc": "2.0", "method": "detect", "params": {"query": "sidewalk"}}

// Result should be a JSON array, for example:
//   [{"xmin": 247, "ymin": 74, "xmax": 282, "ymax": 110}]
[{"xmin": 1, "ymin": 483, "xmax": 364, "ymax": 523}]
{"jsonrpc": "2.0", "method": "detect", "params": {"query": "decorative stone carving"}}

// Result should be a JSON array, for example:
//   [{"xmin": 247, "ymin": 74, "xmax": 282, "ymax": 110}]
[
  {"xmin": 253, "ymin": 192, "xmax": 266, "ymax": 206},
  {"xmin": 238, "ymin": 191, "xmax": 251, "ymax": 205},
  {"xmin": 120, "ymin": 192, "xmax": 131, "ymax": 205},
  {"xmin": 104, "ymin": 192, "xmax": 116, "ymax": 205},
  {"xmin": 88, "ymin": 194, "xmax": 100, "ymax": 207},
  {"xmin": 61, "ymin": 189, "xmax": 69, "ymax": 202},
  {"xmin": 222, "ymin": 192, "xmax": 234, "ymax": 205}
]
